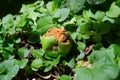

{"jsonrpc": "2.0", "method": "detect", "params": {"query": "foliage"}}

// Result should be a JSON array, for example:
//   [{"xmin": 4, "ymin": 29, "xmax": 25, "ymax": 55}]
[
  {"xmin": 0, "ymin": 59, "xmax": 19, "ymax": 80},
  {"xmin": 0, "ymin": 0, "xmax": 120, "ymax": 80}
]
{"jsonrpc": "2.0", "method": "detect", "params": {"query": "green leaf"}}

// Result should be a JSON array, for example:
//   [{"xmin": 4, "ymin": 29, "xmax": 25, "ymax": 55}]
[
  {"xmin": 109, "ymin": 44, "xmax": 120, "ymax": 57},
  {"xmin": 1, "ymin": 50, "xmax": 14, "ymax": 60},
  {"xmin": 20, "ymin": 4, "xmax": 40, "ymax": 23},
  {"xmin": 77, "ymin": 42, "xmax": 86, "ymax": 51},
  {"xmin": 92, "ymin": 69, "xmax": 109, "ymax": 80},
  {"xmin": 70, "ymin": 32, "xmax": 77, "ymax": 41},
  {"xmin": 18, "ymin": 47, "xmax": 29, "ymax": 58},
  {"xmin": 31, "ymin": 58, "xmax": 43, "ymax": 69},
  {"xmin": 45, "ymin": 50, "xmax": 59, "ymax": 58},
  {"xmin": 68, "ymin": 58, "xmax": 76, "ymax": 68},
  {"xmin": 7, "ymin": 65, "xmax": 19, "ymax": 79},
  {"xmin": 0, "ymin": 75, "xmax": 10, "ymax": 80},
  {"xmin": 79, "ymin": 25, "xmax": 90, "ymax": 39},
  {"xmin": 14, "ymin": 59, "xmax": 28, "ymax": 69},
  {"xmin": 77, "ymin": 51, "xmax": 85, "ymax": 59},
  {"xmin": 75, "ymin": 62, "xmax": 119, "ymax": 80},
  {"xmin": 102, "ymin": 16, "xmax": 115, "ymax": 23},
  {"xmin": 44, "ymin": 63, "xmax": 52, "ymax": 72},
  {"xmin": 51, "ymin": 55, "xmax": 61, "ymax": 66},
  {"xmin": 14, "ymin": 38, "xmax": 21, "ymax": 43},
  {"xmin": 81, "ymin": 30, "xmax": 90, "ymax": 39},
  {"xmin": 87, "ymin": 47, "xmax": 120, "ymax": 80},
  {"xmin": 32, "ymin": 49, "xmax": 44, "ymax": 58},
  {"xmin": 37, "ymin": 16, "xmax": 53, "ymax": 28},
  {"xmin": 59, "ymin": 75, "xmax": 72, "ymax": 80},
  {"xmin": 46, "ymin": 1, "xmax": 56, "ymax": 15},
  {"xmin": 2, "ymin": 14, "xmax": 14, "ymax": 29},
  {"xmin": 83, "ymin": 9, "xmax": 94, "ymax": 20},
  {"xmin": 106, "ymin": 2, "xmax": 120, "ymax": 18},
  {"xmin": 88, "ymin": 48, "xmax": 115, "ymax": 64},
  {"xmin": 44, "ymin": 56, "xmax": 60, "ymax": 72},
  {"xmin": 67, "ymin": 0, "xmax": 86, "ymax": 13},
  {"xmin": 1, "ymin": 44, "xmax": 14, "ymax": 59},
  {"xmin": 0, "ymin": 59, "xmax": 19, "ymax": 80},
  {"xmin": 1, "ymin": 14, "xmax": 15, "ymax": 34},
  {"xmin": 94, "ymin": 11, "xmax": 105, "ymax": 21},
  {"xmin": 0, "ymin": 59, "xmax": 14, "ymax": 68},
  {"xmin": 37, "ymin": 16, "xmax": 53, "ymax": 34},
  {"xmin": 54, "ymin": 8, "xmax": 70, "ymax": 22},
  {"xmin": 37, "ymin": 24, "xmax": 55, "ymax": 34},
  {"xmin": 15, "ymin": 14, "xmax": 27, "ymax": 28},
  {"xmin": 92, "ymin": 62, "xmax": 119, "ymax": 79},
  {"xmin": 75, "ymin": 67, "xmax": 92, "ymax": 80},
  {"xmin": 87, "ymin": 0, "xmax": 106, "ymax": 5}
]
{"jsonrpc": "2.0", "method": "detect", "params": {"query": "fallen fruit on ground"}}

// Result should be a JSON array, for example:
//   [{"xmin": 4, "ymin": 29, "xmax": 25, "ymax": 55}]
[{"xmin": 41, "ymin": 27, "xmax": 72, "ymax": 58}]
